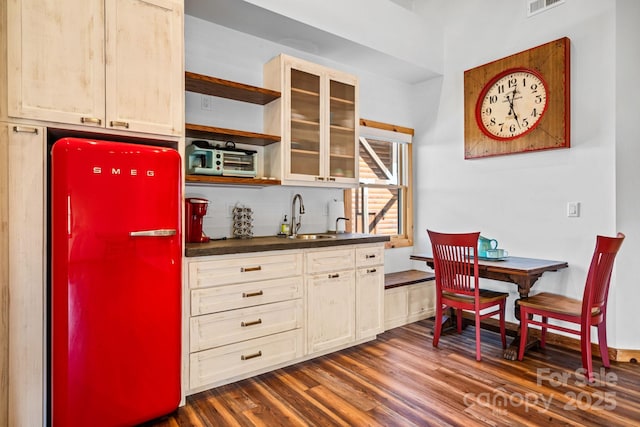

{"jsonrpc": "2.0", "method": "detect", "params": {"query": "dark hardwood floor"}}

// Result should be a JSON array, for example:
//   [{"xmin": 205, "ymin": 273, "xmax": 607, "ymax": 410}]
[{"xmin": 143, "ymin": 319, "xmax": 640, "ymax": 426}]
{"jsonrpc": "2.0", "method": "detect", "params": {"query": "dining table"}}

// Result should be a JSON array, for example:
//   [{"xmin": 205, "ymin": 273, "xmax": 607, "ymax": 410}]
[{"xmin": 410, "ymin": 253, "xmax": 569, "ymax": 360}]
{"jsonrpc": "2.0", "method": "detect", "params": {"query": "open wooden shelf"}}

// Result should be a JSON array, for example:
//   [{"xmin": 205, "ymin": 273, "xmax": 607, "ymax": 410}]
[
  {"xmin": 185, "ymin": 72, "xmax": 281, "ymax": 147},
  {"xmin": 185, "ymin": 72, "xmax": 280, "ymax": 105},
  {"xmin": 185, "ymin": 123, "xmax": 280, "ymax": 146},
  {"xmin": 185, "ymin": 175, "xmax": 281, "ymax": 186}
]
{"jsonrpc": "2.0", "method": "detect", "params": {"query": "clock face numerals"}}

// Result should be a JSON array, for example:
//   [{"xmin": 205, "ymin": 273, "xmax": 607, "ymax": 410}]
[{"xmin": 477, "ymin": 69, "xmax": 548, "ymax": 140}]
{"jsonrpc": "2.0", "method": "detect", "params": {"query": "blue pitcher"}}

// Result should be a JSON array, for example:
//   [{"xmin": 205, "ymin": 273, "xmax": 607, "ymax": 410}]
[{"xmin": 477, "ymin": 236, "xmax": 498, "ymax": 258}]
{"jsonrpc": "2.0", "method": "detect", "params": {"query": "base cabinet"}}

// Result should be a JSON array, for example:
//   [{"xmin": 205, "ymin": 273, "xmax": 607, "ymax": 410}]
[
  {"xmin": 305, "ymin": 243, "xmax": 384, "ymax": 354},
  {"xmin": 185, "ymin": 242, "xmax": 385, "ymax": 393},
  {"xmin": 306, "ymin": 270, "xmax": 356, "ymax": 353},
  {"xmin": 384, "ymin": 282, "xmax": 436, "ymax": 330},
  {"xmin": 355, "ymin": 245, "xmax": 385, "ymax": 339},
  {"xmin": 186, "ymin": 250, "xmax": 304, "ymax": 393},
  {"xmin": 305, "ymin": 247, "xmax": 356, "ymax": 353}
]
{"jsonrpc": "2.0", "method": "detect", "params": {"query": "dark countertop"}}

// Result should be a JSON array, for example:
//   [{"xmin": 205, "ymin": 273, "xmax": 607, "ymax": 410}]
[{"xmin": 185, "ymin": 233, "xmax": 390, "ymax": 257}]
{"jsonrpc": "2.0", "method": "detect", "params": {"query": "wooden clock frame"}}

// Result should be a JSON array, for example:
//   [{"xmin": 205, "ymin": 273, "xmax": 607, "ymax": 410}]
[{"xmin": 464, "ymin": 37, "xmax": 570, "ymax": 159}]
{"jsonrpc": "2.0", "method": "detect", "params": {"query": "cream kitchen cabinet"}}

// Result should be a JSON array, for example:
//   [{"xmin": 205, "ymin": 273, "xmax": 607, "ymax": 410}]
[
  {"xmin": 264, "ymin": 54, "xmax": 359, "ymax": 187},
  {"xmin": 6, "ymin": 0, "xmax": 183, "ymax": 137},
  {"xmin": 306, "ymin": 268, "xmax": 356, "ymax": 354},
  {"xmin": 305, "ymin": 244, "xmax": 384, "ymax": 354},
  {"xmin": 384, "ymin": 281, "xmax": 436, "ymax": 330},
  {"xmin": 185, "ymin": 241, "xmax": 386, "ymax": 394},
  {"xmin": 0, "ymin": 122, "xmax": 45, "ymax": 427},
  {"xmin": 186, "ymin": 250, "xmax": 304, "ymax": 393},
  {"xmin": 355, "ymin": 245, "xmax": 385, "ymax": 340}
]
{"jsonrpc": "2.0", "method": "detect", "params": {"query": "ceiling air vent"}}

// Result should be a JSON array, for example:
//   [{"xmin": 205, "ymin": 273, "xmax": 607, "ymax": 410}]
[{"xmin": 527, "ymin": 0, "xmax": 566, "ymax": 17}]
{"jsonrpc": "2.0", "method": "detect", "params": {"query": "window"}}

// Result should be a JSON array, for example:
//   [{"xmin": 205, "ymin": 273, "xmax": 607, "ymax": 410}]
[{"xmin": 344, "ymin": 120, "xmax": 413, "ymax": 248}]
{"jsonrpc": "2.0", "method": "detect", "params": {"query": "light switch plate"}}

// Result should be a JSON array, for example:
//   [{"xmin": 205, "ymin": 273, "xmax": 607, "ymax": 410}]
[
  {"xmin": 201, "ymin": 95, "xmax": 214, "ymax": 111},
  {"xmin": 567, "ymin": 202, "xmax": 580, "ymax": 217}
]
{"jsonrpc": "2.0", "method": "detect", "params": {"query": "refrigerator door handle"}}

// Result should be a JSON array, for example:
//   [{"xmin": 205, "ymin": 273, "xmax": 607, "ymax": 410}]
[{"xmin": 129, "ymin": 229, "xmax": 177, "ymax": 237}]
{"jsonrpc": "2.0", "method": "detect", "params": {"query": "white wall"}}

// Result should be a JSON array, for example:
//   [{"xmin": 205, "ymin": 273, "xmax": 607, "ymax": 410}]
[
  {"xmin": 184, "ymin": 16, "xmax": 416, "ymax": 273},
  {"xmin": 614, "ymin": 0, "xmax": 640, "ymax": 349},
  {"xmin": 186, "ymin": 0, "xmax": 640, "ymax": 349},
  {"xmin": 412, "ymin": 0, "xmax": 639, "ymax": 349},
  {"xmin": 242, "ymin": 0, "xmax": 443, "ymax": 73}
]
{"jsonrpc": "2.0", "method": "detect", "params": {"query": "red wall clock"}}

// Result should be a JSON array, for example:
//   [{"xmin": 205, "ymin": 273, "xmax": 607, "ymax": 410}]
[{"xmin": 464, "ymin": 37, "xmax": 570, "ymax": 159}]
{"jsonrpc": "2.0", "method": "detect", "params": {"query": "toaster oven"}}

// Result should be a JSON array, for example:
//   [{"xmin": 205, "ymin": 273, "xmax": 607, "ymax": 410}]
[{"xmin": 186, "ymin": 143, "xmax": 257, "ymax": 177}]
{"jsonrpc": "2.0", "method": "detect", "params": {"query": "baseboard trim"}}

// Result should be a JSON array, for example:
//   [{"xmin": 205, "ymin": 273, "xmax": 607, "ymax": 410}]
[{"xmin": 459, "ymin": 313, "xmax": 639, "ymax": 363}]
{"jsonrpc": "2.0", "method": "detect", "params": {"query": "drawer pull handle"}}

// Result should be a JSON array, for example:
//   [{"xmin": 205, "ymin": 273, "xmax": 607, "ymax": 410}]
[
  {"xmin": 241, "ymin": 351, "xmax": 262, "ymax": 361},
  {"xmin": 242, "ymin": 290, "xmax": 264, "ymax": 298},
  {"xmin": 316, "ymin": 176, "xmax": 325, "ymax": 181},
  {"xmin": 241, "ymin": 319, "xmax": 262, "ymax": 327},
  {"xmin": 327, "ymin": 177, "xmax": 336, "ymax": 182},
  {"xmin": 110, "ymin": 120, "xmax": 130, "ymax": 128},
  {"xmin": 367, "ymin": 268, "xmax": 377, "ymax": 273},
  {"xmin": 328, "ymin": 273, "xmax": 340, "ymax": 279},
  {"xmin": 366, "ymin": 254, "xmax": 376, "ymax": 259},
  {"xmin": 241, "ymin": 266, "xmax": 262, "ymax": 272},
  {"xmin": 81, "ymin": 117, "xmax": 101, "ymax": 125},
  {"xmin": 12, "ymin": 126, "xmax": 38, "ymax": 134}
]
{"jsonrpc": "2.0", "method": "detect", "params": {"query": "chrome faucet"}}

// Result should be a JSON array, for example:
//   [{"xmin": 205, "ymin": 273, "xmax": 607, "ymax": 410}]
[{"xmin": 289, "ymin": 193, "xmax": 305, "ymax": 237}]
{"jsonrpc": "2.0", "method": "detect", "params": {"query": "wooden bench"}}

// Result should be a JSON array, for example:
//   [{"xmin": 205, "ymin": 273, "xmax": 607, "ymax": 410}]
[
  {"xmin": 384, "ymin": 270, "xmax": 436, "ymax": 330},
  {"xmin": 384, "ymin": 269, "xmax": 435, "ymax": 289}
]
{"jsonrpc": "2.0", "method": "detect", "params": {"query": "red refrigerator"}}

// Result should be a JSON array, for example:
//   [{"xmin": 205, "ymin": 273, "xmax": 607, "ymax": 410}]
[{"xmin": 51, "ymin": 138, "xmax": 182, "ymax": 426}]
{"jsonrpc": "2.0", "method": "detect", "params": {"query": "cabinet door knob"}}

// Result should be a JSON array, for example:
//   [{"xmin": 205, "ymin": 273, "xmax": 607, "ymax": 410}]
[{"xmin": 367, "ymin": 268, "xmax": 377, "ymax": 273}]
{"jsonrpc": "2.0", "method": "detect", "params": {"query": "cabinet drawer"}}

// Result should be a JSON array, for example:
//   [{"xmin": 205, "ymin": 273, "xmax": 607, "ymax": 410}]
[
  {"xmin": 189, "ymin": 252, "xmax": 303, "ymax": 288},
  {"xmin": 356, "ymin": 245, "xmax": 384, "ymax": 268},
  {"xmin": 191, "ymin": 276, "xmax": 303, "ymax": 316},
  {"xmin": 190, "ymin": 299, "xmax": 303, "ymax": 352},
  {"xmin": 190, "ymin": 329, "xmax": 304, "ymax": 390},
  {"xmin": 306, "ymin": 247, "xmax": 354, "ymax": 274}
]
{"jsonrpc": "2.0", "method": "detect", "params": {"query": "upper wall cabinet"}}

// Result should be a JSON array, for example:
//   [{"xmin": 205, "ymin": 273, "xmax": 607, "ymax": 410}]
[
  {"xmin": 264, "ymin": 54, "xmax": 359, "ymax": 187},
  {"xmin": 6, "ymin": 0, "xmax": 184, "ymax": 137}
]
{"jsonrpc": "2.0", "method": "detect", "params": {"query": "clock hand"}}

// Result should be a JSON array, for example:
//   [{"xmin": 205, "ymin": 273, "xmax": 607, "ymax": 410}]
[{"xmin": 506, "ymin": 87, "xmax": 522, "ymax": 128}]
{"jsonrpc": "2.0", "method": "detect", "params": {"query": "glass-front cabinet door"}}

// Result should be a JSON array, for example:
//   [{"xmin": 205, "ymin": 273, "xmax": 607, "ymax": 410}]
[
  {"xmin": 328, "ymin": 78, "xmax": 357, "ymax": 182},
  {"xmin": 289, "ymin": 69, "xmax": 321, "ymax": 177}
]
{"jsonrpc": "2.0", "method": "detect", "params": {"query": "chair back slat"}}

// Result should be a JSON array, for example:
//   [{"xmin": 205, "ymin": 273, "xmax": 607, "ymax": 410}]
[
  {"xmin": 582, "ymin": 233, "xmax": 625, "ymax": 318},
  {"xmin": 428, "ymin": 230, "xmax": 479, "ymax": 296}
]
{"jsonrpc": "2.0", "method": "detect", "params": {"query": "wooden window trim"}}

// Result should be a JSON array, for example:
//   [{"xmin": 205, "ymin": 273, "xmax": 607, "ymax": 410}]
[{"xmin": 345, "ymin": 119, "xmax": 414, "ymax": 249}]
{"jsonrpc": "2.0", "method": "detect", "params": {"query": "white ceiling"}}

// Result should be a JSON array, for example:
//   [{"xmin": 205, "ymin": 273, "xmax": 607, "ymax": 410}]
[{"xmin": 184, "ymin": 0, "xmax": 441, "ymax": 83}]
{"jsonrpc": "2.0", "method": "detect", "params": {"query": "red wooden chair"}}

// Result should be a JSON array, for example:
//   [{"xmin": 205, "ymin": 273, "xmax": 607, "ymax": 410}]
[
  {"xmin": 428, "ymin": 230, "xmax": 508, "ymax": 361},
  {"xmin": 518, "ymin": 233, "xmax": 625, "ymax": 382}
]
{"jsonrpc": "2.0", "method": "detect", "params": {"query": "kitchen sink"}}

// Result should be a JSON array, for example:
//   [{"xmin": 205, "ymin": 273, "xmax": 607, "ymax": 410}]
[{"xmin": 290, "ymin": 233, "xmax": 337, "ymax": 240}]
